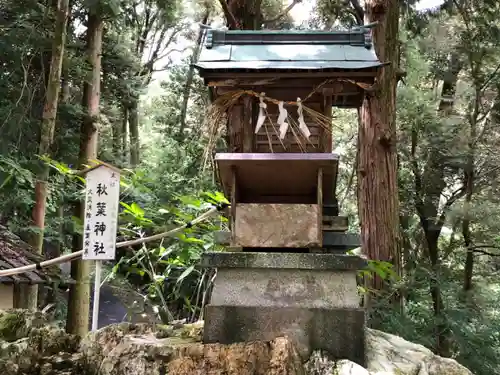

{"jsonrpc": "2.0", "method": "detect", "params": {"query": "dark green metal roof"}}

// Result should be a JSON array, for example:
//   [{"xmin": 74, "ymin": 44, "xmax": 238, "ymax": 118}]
[{"xmin": 195, "ymin": 26, "xmax": 384, "ymax": 72}]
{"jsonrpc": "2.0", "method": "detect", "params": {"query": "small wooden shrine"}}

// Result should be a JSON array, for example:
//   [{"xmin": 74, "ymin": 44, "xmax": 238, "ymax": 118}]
[
  {"xmin": 196, "ymin": 26, "xmax": 382, "ymax": 155},
  {"xmin": 0, "ymin": 225, "xmax": 72, "ymax": 309},
  {"xmin": 196, "ymin": 26, "xmax": 382, "ymax": 366}
]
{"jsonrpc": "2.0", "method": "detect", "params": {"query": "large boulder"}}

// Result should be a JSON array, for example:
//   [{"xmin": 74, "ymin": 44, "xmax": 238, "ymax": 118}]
[
  {"xmin": 0, "ymin": 310, "xmax": 80, "ymax": 375},
  {"xmin": 0, "ymin": 309, "xmax": 474, "ymax": 375},
  {"xmin": 305, "ymin": 329, "xmax": 474, "ymax": 375}
]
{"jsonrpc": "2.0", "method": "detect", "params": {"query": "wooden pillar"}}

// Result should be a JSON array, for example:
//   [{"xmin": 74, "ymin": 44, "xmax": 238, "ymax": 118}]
[
  {"xmin": 317, "ymin": 167, "xmax": 324, "ymax": 247},
  {"xmin": 227, "ymin": 96, "xmax": 254, "ymax": 153},
  {"xmin": 322, "ymin": 88, "xmax": 334, "ymax": 153},
  {"xmin": 228, "ymin": 104, "xmax": 243, "ymax": 152},
  {"xmin": 229, "ymin": 166, "xmax": 241, "ymax": 251},
  {"xmin": 322, "ymin": 88, "xmax": 338, "ymax": 212},
  {"xmin": 242, "ymin": 96, "xmax": 254, "ymax": 152},
  {"xmin": 13, "ymin": 284, "xmax": 27, "ymax": 309}
]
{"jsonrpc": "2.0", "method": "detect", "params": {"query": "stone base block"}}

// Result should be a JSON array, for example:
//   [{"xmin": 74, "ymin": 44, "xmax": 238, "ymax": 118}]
[
  {"xmin": 211, "ymin": 268, "xmax": 360, "ymax": 308},
  {"xmin": 203, "ymin": 305, "xmax": 366, "ymax": 367},
  {"xmin": 201, "ymin": 252, "xmax": 366, "ymax": 270},
  {"xmin": 234, "ymin": 203, "xmax": 321, "ymax": 248}
]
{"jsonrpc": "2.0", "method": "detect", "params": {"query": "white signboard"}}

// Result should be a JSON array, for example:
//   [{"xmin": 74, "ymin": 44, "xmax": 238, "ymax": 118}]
[{"xmin": 82, "ymin": 165, "xmax": 120, "ymax": 261}]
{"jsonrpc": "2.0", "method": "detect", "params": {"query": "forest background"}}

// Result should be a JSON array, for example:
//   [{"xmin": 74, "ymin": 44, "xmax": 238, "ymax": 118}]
[{"xmin": 1, "ymin": 0, "xmax": 500, "ymax": 374}]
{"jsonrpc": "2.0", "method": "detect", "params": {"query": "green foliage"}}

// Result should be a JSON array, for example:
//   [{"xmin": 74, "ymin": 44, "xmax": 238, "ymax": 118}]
[
  {"xmin": 45, "ymin": 156, "xmax": 225, "ymax": 322},
  {"xmin": 113, "ymin": 189, "xmax": 227, "ymax": 322},
  {"xmin": 1, "ymin": 0, "xmax": 500, "ymax": 373}
]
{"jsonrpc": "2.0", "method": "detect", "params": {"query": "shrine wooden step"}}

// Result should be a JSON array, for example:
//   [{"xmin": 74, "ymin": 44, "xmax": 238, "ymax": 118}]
[
  {"xmin": 322, "ymin": 232, "xmax": 360, "ymax": 250},
  {"xmin": 322, "ymin": 216, "xmax": 348, "ymax": 232},
  {"xmin": 323, "ymin": 203, "xmax": 339, "ymax": 216},
  {"xmin": 214, "ymin": 231, "xmax": 360, "ymax": 252}
]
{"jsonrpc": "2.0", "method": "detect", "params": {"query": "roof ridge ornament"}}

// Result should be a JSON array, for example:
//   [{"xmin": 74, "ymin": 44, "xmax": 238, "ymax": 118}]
[
  {"xmin": 351, "ymin": 21, "xmax": 378, "ymax": 49},
  {"xmin": 204, "ymin": 24, "xmax": 380, "ymax": 49}
]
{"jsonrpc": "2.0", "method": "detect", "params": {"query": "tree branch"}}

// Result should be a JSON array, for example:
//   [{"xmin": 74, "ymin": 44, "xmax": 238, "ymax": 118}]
[
  {"xmin": 436, "ymin": 186, "xmax": 465, "ymax": 228},
  {"xmin": 263, "ymin": 0, "xmax": 303, "ymax": 25},
  {"xmin": 471, "ymin": 246, "xmax": 500, "ymax": 257},
  {"xmin": 348, "ymin": 0, "xmax": 364, "ymax": 25},
  {"xmin": 218, "ymin": 0, "xmax": 239, "ymax": 29},
  {"xmin": 410, "ymin": 123, "xmax": 425, "ymax": 217}
]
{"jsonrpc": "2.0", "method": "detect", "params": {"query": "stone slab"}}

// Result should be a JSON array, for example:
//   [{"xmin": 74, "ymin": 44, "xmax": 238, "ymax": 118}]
[
  {"xmin": 203, "ymin": 305, "xmax": 366, "ymax": 366},
  {"xmin": 200, "ymin": 252, "xmax": 367, "ymax": 270},
  {"xmin": 210, "ymin": 268, "xmax": 359, "ymax": 308},
  {"xmin": 234, "ymin": 204, "xmax": 320, "ymax": 247}
]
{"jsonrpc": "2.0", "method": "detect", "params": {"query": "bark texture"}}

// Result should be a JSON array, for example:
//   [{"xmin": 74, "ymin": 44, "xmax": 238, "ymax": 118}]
[
  {"xmin": 66, "ymin": 10, "xmax": 103, "ymax": 337},
  {"xmin": 358, "ymin": 0, "xmax": 400, "ymax": 291},
  {"xmin": 24, "ymin": 0, "xmax": 69, "ymax": 310}
]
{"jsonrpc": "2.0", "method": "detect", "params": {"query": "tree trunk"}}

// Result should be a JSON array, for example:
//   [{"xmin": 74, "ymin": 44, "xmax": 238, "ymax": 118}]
[
  {"xmin": 121, "ymin": 104, "xmax": 129, "ymax": 164},
  {"xmin": 224, "ymin": 0, "xmax": 263, "ymax": 30},
  {"xmin": 358, "ymin": 0, "xmax": 400, "ymax": 292},
  {"xmin": 112, "ymin": 114, "xmax": 122, "ymax": 161},
  {"xmin": 462, "ymin": 105, "xmax": 475, "ymax": 295},
  {"xmin": 66, "ymin": 10, "xmax": 103, "ymax": 337},
  {"xmin": 24, "ymin": 0, "xmax": 69, "ymax": 310},
  {"xmin": 128, "ymin": 100, "xmax": 140, "ymax": 167},
  {"xmin": 45, "ymin": 203, "xmax": 65, "ymax": 306},
  {"xmin": 178, "ymin": 10, "xmax": 210, "ymax": 140},
  {"xmin": 424, "ymin": 226, "xmax": 451, "ymax": 356}
]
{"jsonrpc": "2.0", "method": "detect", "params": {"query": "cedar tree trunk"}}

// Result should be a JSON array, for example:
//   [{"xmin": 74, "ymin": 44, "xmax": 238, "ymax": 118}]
[
  {"xmin": 358, "ymin": 0, "xmax": 400, "ymax": 291},
  {"xmin": 24, "ymin": 0, "xmax": 69, "ymax": 310},
  {"xmin": 66, "ymin": 10, "xmax": 103, "ymax": 336}
]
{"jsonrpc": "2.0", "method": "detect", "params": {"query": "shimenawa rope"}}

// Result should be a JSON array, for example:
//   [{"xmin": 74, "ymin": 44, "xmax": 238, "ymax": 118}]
[{"xmin": 0, "ymin": 203, "xmax": 228, "ymax": 278}]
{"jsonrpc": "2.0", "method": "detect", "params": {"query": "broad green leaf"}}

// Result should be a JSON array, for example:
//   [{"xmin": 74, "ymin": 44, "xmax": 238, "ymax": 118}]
[{"xmin": 176, "ymin": 265, "xmax": 195, "ymax": 284}]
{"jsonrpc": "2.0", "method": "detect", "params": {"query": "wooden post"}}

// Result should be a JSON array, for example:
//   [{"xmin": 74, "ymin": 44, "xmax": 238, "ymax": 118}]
[
  {"xmin": 317, "ymin": 167, "xmax": 323, "ymax": 247},
  {"xmin": 228, "ymin": 104, "xmax": 243, "ymax": 152},
  {"xmin": 230, "ymin": 166, "xmax": 241, "ymax": 251},
  {"xmin": 242, "ymin": 96, "xmax": 254, "ymax": 152},
  {"xmin": 322, "ymin": 88, "xmax": 334, "ymax": 153},
  {"xmin": 13, "ymin": 284, "xmax": 26, "ymax": 308}
]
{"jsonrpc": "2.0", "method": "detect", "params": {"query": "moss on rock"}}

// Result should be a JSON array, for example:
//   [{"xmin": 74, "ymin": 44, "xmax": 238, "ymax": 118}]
[
  {"xmin": 0, "ymin": 310, "xmax": 477, "ymax": 375},
  {"xmin": 0, "ymin": 309, "xmax": 81, "ymax": 375}
]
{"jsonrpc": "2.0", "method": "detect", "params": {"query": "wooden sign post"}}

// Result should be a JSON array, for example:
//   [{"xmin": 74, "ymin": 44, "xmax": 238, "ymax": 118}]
[{"xmin": 82, "ymin": 163, "xmax": 120, "ymax": 331}]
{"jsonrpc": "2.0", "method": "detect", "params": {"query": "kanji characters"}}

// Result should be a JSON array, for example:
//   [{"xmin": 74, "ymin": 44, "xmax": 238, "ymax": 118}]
[
  {"xmin": 96, "ymin": 202, "xmax": 107, "ymax": 216},
  {"xmin": 96, "ymin": 183, "xmax": 108, "ymax": 196},
  {"xmin": 93, "ymin": 242, "xmax": 105, "ymax": 255},
  {"xmin": 94, "ymin": 222, "xmax": 106, "ymax": 236}
]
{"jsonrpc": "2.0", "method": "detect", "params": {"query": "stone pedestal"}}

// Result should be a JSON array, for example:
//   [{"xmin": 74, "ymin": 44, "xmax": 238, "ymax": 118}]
[{"xmin": 201, "ymin": 252, "xmax": 367, "ymax": 366}]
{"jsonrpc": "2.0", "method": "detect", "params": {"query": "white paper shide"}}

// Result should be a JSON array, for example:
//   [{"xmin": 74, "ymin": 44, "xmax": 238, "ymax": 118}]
[{"xmin": 82, "ymin": 165, "xmax": 120, "ymax": 260}]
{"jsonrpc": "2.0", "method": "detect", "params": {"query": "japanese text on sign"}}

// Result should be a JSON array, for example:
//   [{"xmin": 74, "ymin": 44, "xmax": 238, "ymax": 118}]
[{"xmin": 82, "ymin": 165, "xmax": 120, "ymax": 260}]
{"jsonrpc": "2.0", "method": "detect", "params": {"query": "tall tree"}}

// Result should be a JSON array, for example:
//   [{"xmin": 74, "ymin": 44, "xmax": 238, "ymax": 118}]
[
  {"xmin": 22, "ymin": 0, "xmax": 70, "ymax": 310},
  {"xmin": 66, "ymin": 6, "xmax": 104, "ymax": 336},
  {"xmin": 357, "ymin": 0, "xmax": 401, "ymax": 291},
  {"xmin": 178, "ymin": 8, "xmax": 210, "ymax": 140},
  {"xmin": 122, "ymin": 0, "xmax": 182, "ymax": 167}
]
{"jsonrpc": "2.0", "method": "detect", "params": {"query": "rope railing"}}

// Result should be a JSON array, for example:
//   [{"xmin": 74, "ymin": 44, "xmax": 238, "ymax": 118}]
[{"xmin": 0, "ymin": 203, "xmax": 228, "ymax": 278}]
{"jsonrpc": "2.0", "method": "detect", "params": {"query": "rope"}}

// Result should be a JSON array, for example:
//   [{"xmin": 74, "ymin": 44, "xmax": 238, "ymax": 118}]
[
  {"xmin": 0, "ymin": 203, "xmax": 229, "ymax": 278},
  {"xmin": 215, "ymin": 78, "xmax": 374, "ymax": 107}
]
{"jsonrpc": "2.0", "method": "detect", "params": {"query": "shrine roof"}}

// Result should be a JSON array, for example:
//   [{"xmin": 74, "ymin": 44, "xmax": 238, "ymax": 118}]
[
  {"xmin": 216, "ymin": 153, "xmax": 339, "ymax": 203},
  {"xmin": 195, "ymin": 26, "xmax": 384, "ymax": 72},
  {"xmin": 0, "ymin": 225, "xmax": 73, "ymax": 285}
]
